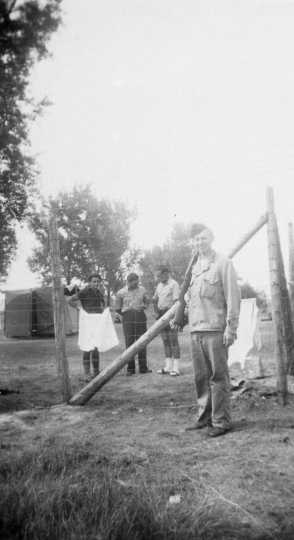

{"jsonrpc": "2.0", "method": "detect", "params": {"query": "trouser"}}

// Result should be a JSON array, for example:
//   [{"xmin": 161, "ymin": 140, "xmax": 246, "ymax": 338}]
[
  {"xmin": 160, "ymin": 325, "xmax": 180, "ymax": 358},
  {"xmin": 190, "ymin": 332, "xmax": 231, "ymax": 429},
  {"xmin": 82, "ymin": 348, "xmax": 100, "ymax": 375},
  {"xmin": 122, "ymin": 310, "xmax": 148, "ymax": 373}
]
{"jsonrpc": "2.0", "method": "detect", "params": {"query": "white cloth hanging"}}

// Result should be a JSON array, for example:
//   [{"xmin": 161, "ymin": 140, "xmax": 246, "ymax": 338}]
[
  {"xmin": 228, "ymin": 298, "xmax": 260, "ymax": 369},
  {"xmin": 78, "ymin": 307, "xmax": 119, "ymax": 352}
]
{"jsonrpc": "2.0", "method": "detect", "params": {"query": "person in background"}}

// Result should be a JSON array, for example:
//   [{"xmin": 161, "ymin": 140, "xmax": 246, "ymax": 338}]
[
  {"xmin": 153, "ymin": 265, "xmax": 181, "ymax": 376},
  {"xmin": 69, "ymin": 273, "xmax": 105, "ymax": 381},
  {"xmin": 115, "ymin": 273, "xmax": 151, "ymax": 376},
  {"xmin": 183, "ymin": 225, "xmax": 241, "ymax": 437},
  {"xmin": 64, "ymin": 284, "xmax": 80, "ymax": 296}
]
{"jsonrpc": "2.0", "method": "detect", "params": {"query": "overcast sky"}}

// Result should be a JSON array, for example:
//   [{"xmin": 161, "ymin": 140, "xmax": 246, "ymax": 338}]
[{"xmin": 5, "ymin": 0, "xmax": 294, "ymax": 290}]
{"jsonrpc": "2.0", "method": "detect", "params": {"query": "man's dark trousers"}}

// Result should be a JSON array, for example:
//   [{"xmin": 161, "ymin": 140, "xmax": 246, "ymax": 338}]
[{"xmin": 122, "ymin": 309, "xmax": 147, "ymax": 373}]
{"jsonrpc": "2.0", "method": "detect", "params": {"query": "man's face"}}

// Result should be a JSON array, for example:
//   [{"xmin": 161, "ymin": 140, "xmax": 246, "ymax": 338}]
[
  {"xmin": 193, "ymin": 229, "xmax": 214, "ymax": 255},
  {"xmin": 89, "ymin": 277, "xmax": 101, "ymax": 289},
  {"xmin": 159, "ymin": 271, "xmax": 169, "ymax": 284},
  {"xmin": 128, "ymin": 278, "xmax": 139, "ymax": 290}
]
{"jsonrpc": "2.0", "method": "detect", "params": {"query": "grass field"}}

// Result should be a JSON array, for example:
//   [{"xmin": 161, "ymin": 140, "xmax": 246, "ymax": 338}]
[{"xmin": 1, "ymin": 320, "xmax": 294, "ymax": 539}]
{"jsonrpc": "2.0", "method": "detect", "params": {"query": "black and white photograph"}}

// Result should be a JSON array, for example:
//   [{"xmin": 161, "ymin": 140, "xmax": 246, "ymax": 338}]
[{"xmin": 1, "ymin": 1, "xmax": 294, "ymax": 538}]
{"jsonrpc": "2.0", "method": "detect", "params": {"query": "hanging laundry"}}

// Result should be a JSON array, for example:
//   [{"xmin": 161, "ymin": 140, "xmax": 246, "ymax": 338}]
[
  {"xmin": 229, "ymin": 298, "xmax": 260, "ymax": 369},
  {"xmin": 78, "ymin": 307, "xmax": 119, "ymax": 352}
]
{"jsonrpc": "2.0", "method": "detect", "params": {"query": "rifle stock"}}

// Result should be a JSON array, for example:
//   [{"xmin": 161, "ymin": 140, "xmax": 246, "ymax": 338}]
[{"xmin": 173, "ymin": 252, "xmax": 198, "ymax": 326}]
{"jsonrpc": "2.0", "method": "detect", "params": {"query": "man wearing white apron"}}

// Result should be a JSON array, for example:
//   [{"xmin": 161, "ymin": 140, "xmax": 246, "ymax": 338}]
[{"xmin": 69, "ymin": 274, "xmax": 105, "ymax": 381}]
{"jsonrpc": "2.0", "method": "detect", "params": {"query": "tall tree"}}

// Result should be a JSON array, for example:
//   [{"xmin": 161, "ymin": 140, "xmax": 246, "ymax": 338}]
[
  {"xmin": 137, "ymin": 245, "xmax": 166, "ymax": 297},
  {"xmin": 163, "ymin": 223, "xmax": 194, "ymax": 283},
  {"xmin": 29, "ymin": 186, "xmax": 135, "ymax": 300},
  {"xmin": 0, "ymin": 0, "xmax": 61, "ymax": 277}
]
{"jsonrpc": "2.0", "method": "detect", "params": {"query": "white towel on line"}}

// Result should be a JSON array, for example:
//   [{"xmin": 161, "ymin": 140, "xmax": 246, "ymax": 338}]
[
  {"xmin": 228, "ymin": 298, "xmax": 260, "ymax": 369},
  {"xmin": 78, "ymin": 307, "xmax": 119, "ymax": 352}
]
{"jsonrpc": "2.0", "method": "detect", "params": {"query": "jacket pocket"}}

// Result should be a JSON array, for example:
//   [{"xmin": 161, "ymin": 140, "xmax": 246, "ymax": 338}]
[{"xmin": 200, "ymin": 275, "xmax": 219, "ymax": 299}]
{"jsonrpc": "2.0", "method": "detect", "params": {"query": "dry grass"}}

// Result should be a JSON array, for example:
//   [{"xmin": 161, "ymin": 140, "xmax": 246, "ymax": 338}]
[
  {"xmin": 1, "ymin": 435, "xmax": 288, "ymax": 540},
  {"xmin": 1, "ymin": 319, "xmax": 294, "ymax": 539}
]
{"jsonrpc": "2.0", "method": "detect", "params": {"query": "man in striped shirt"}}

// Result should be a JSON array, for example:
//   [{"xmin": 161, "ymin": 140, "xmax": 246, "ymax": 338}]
[{"xmin": 115, "ymin": 273, "xmax": 152, "ymax": 375}]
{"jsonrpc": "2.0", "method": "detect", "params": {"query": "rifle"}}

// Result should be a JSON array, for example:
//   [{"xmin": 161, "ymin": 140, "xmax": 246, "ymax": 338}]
[{"xmin": 173, "ymin": 251, "xmax": 198, "ymax": 327}]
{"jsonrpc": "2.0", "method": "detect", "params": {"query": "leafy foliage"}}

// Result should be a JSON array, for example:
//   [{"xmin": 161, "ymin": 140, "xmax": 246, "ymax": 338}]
[
  {"xmin": 0, "ymin": 0, "xmax": 61, "ymax": 276},
  {"xmin": 138, "ymin": 223, "xmax": 195, "ymax": 296},
  {"xmin": 29, "ymin": 185, "xmax": 135, "ymax": 297}
]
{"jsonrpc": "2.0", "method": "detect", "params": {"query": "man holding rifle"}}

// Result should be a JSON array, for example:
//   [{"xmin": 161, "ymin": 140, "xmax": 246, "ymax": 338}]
[{"xmin": 175, "ymin": 225, "xmax": 240, "ymax": 438}]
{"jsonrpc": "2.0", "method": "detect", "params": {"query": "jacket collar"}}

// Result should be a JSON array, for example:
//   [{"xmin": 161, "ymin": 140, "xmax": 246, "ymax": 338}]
[{"xmin": 193, "ymin": 250, "xmax": 216, "ymax": 277}]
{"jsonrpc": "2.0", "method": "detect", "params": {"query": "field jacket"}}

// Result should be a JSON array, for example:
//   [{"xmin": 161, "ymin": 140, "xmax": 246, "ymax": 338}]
[{"xmin": 187, "ymin": 251, "xmax": 240, "ymax": 336}]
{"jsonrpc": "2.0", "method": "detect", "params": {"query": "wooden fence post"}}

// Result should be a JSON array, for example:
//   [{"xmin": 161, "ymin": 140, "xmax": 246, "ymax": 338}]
[
  {"xmin": 288, "ymin": 223, "xmax": 294, "ymax": 315},
  {"xmin": 49, "ymin": 206, "xmax": 72, "ymax": 402},
  {"xmin": 288, "ymin": 222, "xmax": 294, "ymax": 375},
  {"xmin": 276, "ymin": 227, "xmax": 294, "ymax": 376},
  {"xmin": 266, "ymin": 187, "xmax": 288, "ymax": 403}
]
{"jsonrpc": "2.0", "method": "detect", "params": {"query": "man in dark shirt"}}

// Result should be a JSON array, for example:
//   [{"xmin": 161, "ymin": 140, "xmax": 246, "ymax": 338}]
[{"xmin": 69, "ymin": 273, "xmax": 105, "ymax": 381}]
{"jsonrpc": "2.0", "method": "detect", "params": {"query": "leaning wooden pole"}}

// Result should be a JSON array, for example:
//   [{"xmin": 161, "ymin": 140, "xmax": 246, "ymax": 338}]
[
  {"xmin": 266, "ymin": 187, "xmax": 288, "ymax": 404},
  {"xmin": 70, "ymin": 214, "xmax": 268, "ymax": 406},
  {"xmin": 49, "ymin": 207, "xmax": 72, "ymax": 402}
]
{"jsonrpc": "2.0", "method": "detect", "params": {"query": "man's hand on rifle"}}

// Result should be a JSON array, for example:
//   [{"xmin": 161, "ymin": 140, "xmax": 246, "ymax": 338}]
[
  {"xmin": 114, "ymin": 310, "xmax": 122, "ymax": 324},
  {"xmin": 170, "ymin": 319, "xmax": 182, "ymax": 332}
]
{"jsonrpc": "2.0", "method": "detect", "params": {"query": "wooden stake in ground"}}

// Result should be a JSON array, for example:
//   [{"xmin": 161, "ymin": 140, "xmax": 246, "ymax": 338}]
[
  {"xmin": 70, "ymin": 214, "xmax": 268, "ymax": 406},
  {"xmin": 276, "ymin": 224, "xmax": 294, "ymax": 376},
  {"xmin": 288, "ymin": 223, "xmax": 294, "ymax": 317},
  {"xmin": 287, "ymin": 222, "xmax": 294, "ymax": 375},
  {"xmin": 49, "ymin": 207, "xmax": 72, "ymax": 402},
  {"xmin": 266, "ymin": 186, "xmax": 288, "ymax": 404}
]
